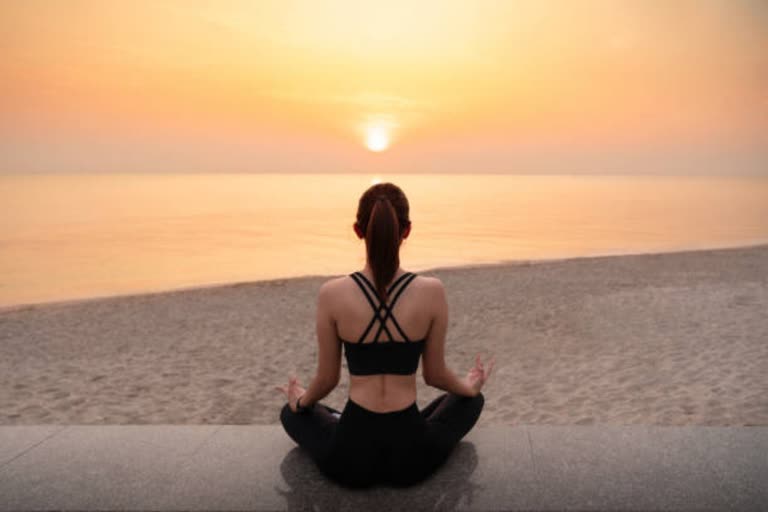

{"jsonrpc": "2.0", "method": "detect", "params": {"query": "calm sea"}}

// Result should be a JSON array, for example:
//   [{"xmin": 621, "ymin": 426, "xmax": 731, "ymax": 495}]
[{"xmin": 1, "ymin": 173, "xmax": 767, "ymax": 307}]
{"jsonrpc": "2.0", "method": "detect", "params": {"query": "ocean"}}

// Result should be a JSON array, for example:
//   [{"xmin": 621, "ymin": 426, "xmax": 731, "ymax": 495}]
[{"xmin": 1, "ymin": 173, "xmax": 767, "ymax": 307}]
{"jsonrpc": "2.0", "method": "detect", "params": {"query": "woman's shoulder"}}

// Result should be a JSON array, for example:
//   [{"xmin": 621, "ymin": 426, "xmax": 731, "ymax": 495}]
[
  {"xmin": 315, "ymin": 276, "xmax": 349, "ymax": 315},
  {"xmin": 318, "ymin": 275, "xmax": 349, "ymax": 296},
  {"xmin": 412, "ymin": 274, "xmax": 445, "ymax": 300},
  {"xmin": 317, "ymin": 274, "xmax": 362, "ymax": 301},
  {"xmin": 411, "ymin": 273, "xmax": 442, "ymax": 287}
]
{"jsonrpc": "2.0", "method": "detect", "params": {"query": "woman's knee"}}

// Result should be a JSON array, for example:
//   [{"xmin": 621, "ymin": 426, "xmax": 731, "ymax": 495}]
[
  {"xmin": 442, "ymin": 392, "xmax": 484, "ymax": 432},
  {"xmin": 280, "ymin": 403, "xmax": 300, "ymax": 438},
  {"xmin": 280, "ymin": 402, "xmax": 292, "ymax": 424},
  {"xmin": 470, "ymin": 392, "xmax": 485, "ymax": 419},
  {"xmin": 453, "ymin": 392, "xmax": 484, "ymax": 414},
  {"xmin": 452, "ymin": 392, "xmax": 484, "ymax": 434}
]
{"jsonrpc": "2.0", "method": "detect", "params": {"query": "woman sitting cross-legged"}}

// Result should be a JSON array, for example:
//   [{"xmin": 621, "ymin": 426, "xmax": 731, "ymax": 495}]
[{"xmin": 276, "ymin": 182, "xmax": 494, "ymax": 488}]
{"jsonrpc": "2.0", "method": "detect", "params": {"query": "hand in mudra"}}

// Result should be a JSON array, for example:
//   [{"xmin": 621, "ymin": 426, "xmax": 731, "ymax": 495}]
[
  {"xmin": 465, "ymin": 354, "xmax": 495, "ymax": 396},
  {"xmin": 275, "ymin": 375, "xmax": 306, "ymax": 412}
]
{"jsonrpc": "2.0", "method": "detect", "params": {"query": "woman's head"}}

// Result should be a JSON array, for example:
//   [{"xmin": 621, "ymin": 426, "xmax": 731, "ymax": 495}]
[{"xmin": 354, "ymin": 182, "xmax": 411, "ymax": 302}]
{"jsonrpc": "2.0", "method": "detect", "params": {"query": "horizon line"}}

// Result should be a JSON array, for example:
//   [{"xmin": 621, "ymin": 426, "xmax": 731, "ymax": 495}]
[{"xmin": 2, "ymin": 170, "xmax": 767, "ymax": 177}]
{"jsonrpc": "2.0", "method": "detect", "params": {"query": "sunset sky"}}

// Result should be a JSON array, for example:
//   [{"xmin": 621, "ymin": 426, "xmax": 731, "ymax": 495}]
[{"xmin": 1, "ymin": 0, "xmax": 766, "ymax": 174}]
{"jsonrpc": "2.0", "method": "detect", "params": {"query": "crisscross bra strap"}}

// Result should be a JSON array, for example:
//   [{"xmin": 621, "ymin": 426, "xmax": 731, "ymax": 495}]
[{"xmin": 349, "ymin": 271, "xmax": 417, "ymax": 343}]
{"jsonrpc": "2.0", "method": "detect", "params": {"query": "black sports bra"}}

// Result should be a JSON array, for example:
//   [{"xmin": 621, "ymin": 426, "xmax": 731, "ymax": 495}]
[{"xmin": 340, "ymin": 271, "xmax": 425, "ymax": 376}]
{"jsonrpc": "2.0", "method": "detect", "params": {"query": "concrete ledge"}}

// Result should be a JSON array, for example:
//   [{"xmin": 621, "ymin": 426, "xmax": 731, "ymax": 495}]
[{"xmin": 0, "ymin": 426, "xmax": 765, "ymax": 511}]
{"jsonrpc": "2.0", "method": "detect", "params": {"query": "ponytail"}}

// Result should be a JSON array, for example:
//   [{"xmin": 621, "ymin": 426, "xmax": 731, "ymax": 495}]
[{"xmin": 366, "ymin": 197, "xmax": 400, "ymax": 303}]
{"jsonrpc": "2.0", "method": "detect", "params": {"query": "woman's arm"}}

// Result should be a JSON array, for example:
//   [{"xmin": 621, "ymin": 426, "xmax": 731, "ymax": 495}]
[
  {"xmin": 421, "ymin": 278, "xmax": 478, "ymax": 397},
  {"xmin": 294, "ymin": 280, "xmax": 342, "ymax": 407}
]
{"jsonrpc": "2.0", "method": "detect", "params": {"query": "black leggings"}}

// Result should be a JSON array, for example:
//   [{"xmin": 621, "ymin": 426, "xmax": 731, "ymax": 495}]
[{"xmin": 280, "ymin": 392, "xmax": 484, "ymax": 488}]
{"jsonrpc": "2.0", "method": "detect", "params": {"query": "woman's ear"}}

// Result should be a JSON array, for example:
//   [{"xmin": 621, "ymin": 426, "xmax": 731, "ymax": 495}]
[
  {"xmin": 352, "ymin": 222, "xmax": 364, "ymax": 239},
  {"xmin": 402, "ymin": 222, "xmax": 412, "ymax": 239}
]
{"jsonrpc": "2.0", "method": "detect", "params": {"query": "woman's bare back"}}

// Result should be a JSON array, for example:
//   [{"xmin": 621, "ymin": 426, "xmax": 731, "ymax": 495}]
[{"xmin": 329, "ymin": 270, "xmax": 437, "ymax": 412}]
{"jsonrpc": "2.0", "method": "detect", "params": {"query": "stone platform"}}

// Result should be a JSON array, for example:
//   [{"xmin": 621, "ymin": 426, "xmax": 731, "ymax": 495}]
[{"xmin": 0, "ymin": 426, "xmax": 766, "ymax": 511}]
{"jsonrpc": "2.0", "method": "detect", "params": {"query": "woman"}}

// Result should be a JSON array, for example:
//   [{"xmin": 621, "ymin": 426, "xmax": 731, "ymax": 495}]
[{"xmin": 276, "ymin": 182, "xmax": 494, "ymax": 488}]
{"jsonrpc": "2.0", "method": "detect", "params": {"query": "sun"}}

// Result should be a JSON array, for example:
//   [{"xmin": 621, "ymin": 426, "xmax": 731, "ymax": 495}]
[{"xmin": 365, "ymin": 125, "xmax": 390, "ymax": 152}]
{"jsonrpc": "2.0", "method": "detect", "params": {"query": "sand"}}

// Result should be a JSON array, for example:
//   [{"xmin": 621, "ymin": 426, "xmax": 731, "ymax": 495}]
[{"xmin": 1, "ymin": 244, "xmax": 766, "ymax": 426}]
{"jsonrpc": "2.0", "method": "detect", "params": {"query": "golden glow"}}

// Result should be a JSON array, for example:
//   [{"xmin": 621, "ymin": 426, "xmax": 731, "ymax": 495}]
[
  {"xmin": 0, "ymin": 1, "xmax": 766, "ymax": 174},
  {"xmin": 365, "ymin": 126, "xmax": 390, "ymax": 152}
]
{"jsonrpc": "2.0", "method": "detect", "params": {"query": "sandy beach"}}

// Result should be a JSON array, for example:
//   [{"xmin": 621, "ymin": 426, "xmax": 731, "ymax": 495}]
[{"xmin": 1, "ymin": 244, "xmax": 766, "ymax": 426}]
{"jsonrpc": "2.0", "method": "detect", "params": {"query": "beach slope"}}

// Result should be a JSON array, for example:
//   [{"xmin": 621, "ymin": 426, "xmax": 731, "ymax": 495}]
[{"xmin": 1, "ymin": 245, "xmax": 766, "ymax": 426}]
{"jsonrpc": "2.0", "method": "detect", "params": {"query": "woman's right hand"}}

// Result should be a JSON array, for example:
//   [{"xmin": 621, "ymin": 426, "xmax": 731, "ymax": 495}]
[
  {"xmin": 465, "ymin": 354, "xmax": 495, "ymax": 396},
  {"xmin": 274, "ymin": 375, "xmax": 307, "ymax": 413}
]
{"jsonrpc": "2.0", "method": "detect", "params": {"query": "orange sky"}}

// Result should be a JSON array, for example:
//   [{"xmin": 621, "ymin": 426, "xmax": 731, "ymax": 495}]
[{"xmin": 1, "ymin": 0, "xmax": 766, "ymax": 174}]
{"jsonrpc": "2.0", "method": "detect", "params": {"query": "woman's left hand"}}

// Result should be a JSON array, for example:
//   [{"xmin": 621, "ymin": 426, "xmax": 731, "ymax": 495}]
[
  {"xmin": 274, "ymin": 375, "xmax": 307, "ymax": 412},
  {"xmin": 465, "ymin": 354, "xmax": 495, "ymax": 396}
]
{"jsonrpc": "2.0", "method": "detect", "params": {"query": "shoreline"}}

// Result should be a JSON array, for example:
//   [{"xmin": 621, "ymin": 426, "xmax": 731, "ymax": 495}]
[
  {"xmin": 2, "ymin": 242, "xmax": 766, "ymax": 426},
  {"xmin": 3, "ymin": 240, "xmax": 767, "ymax": 313}
]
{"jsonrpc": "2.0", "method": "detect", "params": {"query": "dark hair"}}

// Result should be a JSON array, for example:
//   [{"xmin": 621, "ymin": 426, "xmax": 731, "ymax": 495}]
[{"xmin": 355, "ymin": 183, "xmax": 411, "ymax": 303}]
